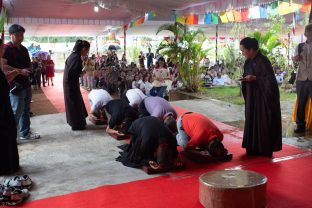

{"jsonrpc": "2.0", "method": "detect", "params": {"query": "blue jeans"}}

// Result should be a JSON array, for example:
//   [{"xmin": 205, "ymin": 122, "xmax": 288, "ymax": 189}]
[
  {"xmin": 150, "ymin": 86, "xmax": 167, "ymax": 98},
  {"xmin": 9, "ymin": 87, "xmax": 32, "ymax": 137},
  {"xmin": 176, "ymin": 116, "xmax": 190, "ymax": 148}
]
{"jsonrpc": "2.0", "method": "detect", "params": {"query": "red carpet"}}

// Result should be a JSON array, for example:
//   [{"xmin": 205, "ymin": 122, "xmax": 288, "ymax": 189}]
[
  {"xmin": 41, "ymin": 72, "xmax": 90, "ymax": 113},
  {"xmin": 12, "ymin": 154, "xmax": 312, "ymax": 208},
  {"xmin": 29, "ymin": 72, "xmax": 312, "ymax": 208}
]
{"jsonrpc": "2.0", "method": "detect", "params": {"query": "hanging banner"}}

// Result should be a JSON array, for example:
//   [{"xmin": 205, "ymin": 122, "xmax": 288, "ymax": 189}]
[{"xmin": 172, "ymin": 0, "xmax": 311, "ymax": 26}]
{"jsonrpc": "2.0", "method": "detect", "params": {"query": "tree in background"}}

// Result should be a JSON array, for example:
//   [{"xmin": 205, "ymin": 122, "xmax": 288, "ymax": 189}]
[{"xmin": 156, "ymin": 23, "xmax": 209, "ymax": 92}]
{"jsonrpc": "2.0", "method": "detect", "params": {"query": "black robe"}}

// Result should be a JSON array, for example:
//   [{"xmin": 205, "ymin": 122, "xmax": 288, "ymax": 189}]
[
  {"xmin": 0, "ymin": 69, "xmax": 19, "ymax": 174},
  {"xmin": 242, "ymin": 52, "xmax": 282, "ymax": 155},
  {"xmin": 104, "ymin": 99, "xmax": 137, "ymax": 134},
  {"xmin": 63, "ymin": 52, "xmax": 87, "ymax": 129},
  {"xmin": 116, "ymin": 116, "xmax": 178, "ymax": 168}
]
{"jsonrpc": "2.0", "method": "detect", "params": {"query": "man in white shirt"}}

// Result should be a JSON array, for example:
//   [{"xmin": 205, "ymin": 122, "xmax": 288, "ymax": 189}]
[
  {"xmin": 212, "ymin": 72, "xmax": 225, "ymax": 86},
  {"xmin": 88, "ymin": 89, "xmax": 112, "ymax": 116},
  {"xmin": 124, "ymin": 88, "xmax": 147, "ymax": 109}
]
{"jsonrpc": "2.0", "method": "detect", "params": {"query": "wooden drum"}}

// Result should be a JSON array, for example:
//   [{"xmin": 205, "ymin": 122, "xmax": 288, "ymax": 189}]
[{"xmin": 199, "ymin": 170, "xmax": 267, "ymax": 208}]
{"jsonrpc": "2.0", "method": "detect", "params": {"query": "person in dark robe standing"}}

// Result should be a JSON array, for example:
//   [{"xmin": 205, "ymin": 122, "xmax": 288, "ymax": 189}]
[
  {"xmin": 0, "ymin": 39, "xmax": 20, "ymax": 174},
  {"xmin": 240, "ymin": 37, "xmax": 282, "ymax": 157},
  {"xmin": 63, "ymin": 40, "xmax": 90, "ymax": 130}
]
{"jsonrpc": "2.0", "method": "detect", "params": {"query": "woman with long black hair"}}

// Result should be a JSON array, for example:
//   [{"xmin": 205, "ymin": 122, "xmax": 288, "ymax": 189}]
[{"xmin": 63, "ymin": 40, "xmax": 90, "ymax": 130}]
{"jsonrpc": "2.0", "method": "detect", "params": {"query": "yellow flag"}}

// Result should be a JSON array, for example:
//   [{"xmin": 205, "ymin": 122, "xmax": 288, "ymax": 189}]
[{"xmin": 220, "ymin": 12, "xmax": 228, "ymax": 23}]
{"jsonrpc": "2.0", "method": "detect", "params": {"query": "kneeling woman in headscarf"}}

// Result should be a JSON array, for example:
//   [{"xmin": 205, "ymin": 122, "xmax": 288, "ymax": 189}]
[{"xmin": 117, "ymin": 116, "xmax": 182, "ymax": 170}]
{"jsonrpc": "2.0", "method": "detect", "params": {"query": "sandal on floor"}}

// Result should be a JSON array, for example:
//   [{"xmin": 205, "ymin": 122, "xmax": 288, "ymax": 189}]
[
  {"xmin": 4, "ymin": 175, "xmax": 32, "ymax": 189},
  {"xmin": 1, "ymin": 187, "xmax": 29, "ymax": 206}
]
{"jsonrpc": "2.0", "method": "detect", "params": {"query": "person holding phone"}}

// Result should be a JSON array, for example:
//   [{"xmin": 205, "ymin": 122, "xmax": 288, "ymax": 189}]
[
  {"xmin": 239, "ymin": 37, "xmax": 282, "ymax": 157},
  {"xmin": 2, "ymin": 24, "xmax": 40, "ymax": 140}
]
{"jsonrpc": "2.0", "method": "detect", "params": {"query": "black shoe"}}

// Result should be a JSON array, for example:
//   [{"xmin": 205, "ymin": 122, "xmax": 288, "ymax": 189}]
[{"xmin": 294, "ymin": 126, "xmax": 305, "ymax": 133}]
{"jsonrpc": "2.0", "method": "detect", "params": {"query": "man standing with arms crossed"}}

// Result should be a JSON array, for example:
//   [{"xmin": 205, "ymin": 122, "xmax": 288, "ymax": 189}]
[{"xmin": 2, "ymin": 24, "xmax": 40, "ymax": 140}]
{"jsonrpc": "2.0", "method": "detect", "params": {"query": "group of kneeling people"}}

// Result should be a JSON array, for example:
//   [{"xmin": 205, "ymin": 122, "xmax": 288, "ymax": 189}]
[{"xmin": 88, "ymin": 88, "xmax": 228, "ymax": 170}]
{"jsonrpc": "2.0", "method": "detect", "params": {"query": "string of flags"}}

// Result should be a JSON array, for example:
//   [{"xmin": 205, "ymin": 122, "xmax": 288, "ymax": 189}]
[
  {"xmin": 174, "ymin": 0, "xmax": 311, "ymax": 25},
  {"xmin": 124, "ymin": 11, "xmax": 156, "ymax": 30}
]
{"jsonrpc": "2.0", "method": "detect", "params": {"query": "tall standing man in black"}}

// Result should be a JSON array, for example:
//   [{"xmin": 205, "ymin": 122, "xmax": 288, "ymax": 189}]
[
  {"xmin": 293, "ymin": 24, "xmax": 312, "ymax": 133},
  {"xmin": 2, "ymin": 24, "xmax": 40, "ymax": 140},
  {"xmin": 240, "ymin": 37, "xmax": 282, "ymax": 157}
]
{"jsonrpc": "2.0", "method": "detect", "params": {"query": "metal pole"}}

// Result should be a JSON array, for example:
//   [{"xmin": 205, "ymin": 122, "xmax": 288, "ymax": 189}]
[
  {"xmin": 124, "ymin": 26, "xmax": 127, "ymax": 58},
  {"xmin": 216, "ymin": 25, "xmax": 218, "ymax": 64},
  {"xmin": 0, "ymin": 0, "xmax": 3, "ymax": 40},
  {"xmin": 288, "ymin": 32, "xmax": 290, "ymax": 66},
  {"xmin": 96, "ymin": 36, "xmax": 99, "ymax": 55}
]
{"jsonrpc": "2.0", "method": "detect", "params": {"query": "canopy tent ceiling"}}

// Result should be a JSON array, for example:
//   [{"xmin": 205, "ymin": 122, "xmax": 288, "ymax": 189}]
[
  {"xmin": 3, "ymin": 0, "xmax": 213, "ymax": 36},
  {"xmin": 3, "ymin": 0, "xmax": 310, "ymax": 36}
]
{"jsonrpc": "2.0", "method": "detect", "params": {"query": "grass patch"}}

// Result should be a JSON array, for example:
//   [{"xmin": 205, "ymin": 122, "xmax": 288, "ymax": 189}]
[{"xmin": 198, "ymin": 86, "xmax": 296, "ymax": 105}]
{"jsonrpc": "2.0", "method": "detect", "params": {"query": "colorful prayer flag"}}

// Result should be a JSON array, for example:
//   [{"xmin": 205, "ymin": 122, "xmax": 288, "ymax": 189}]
[
  {"xmin": 186, "ymin": 14, "xmax": 198, "ymax": 25},
  {"xmin": 220, "ymin": 12, "xmax": 228, "ymax": 23},
  {"xmin": 211, "ymin": 13, "xmax": 219, "ymax": 24},
  {"xmin": 198, "ymin": 14, "xmax": 205, "ymax": 24},
  {"xmin": 241, "ymin": 8, "xmax": 249, "ymax": 22},
  {"xmin": 205, "ymin": 13, "xmax": 212, "ymax": 25},
  {"xmin": 136, "ymin": 16, "xmax": 145, "ymax": 25},
  {"xmin": 268, "ymin": 1, "xmax": 278, "ymax": 16},
  {"xmin": 226, "ymin": 11, "xmax": 235, "ymax": 22},
  {"xmin": 260, "ymin": 5, "xmax": 268, "ymax": 19},
  {"xmin": 249, "ymin": 6, "xmax": 260, "ymax": 19},
  {"xmin": 176, "ymin": 15, "xmax": 186, "ymax": 24},
  {"xmin": 233, "ymin": 10, "xmax": 242, "ymax": 22},
  {"xmin": 292, "ymin": 12, "xmax": 296, "ymax": 36},
  {"xmin": 300, "ymin": 2, "xmax": 311, "ymax": 13},
  {"xmin": 278, "ymin": 1, "xmax": 301, "ymax": 16}
]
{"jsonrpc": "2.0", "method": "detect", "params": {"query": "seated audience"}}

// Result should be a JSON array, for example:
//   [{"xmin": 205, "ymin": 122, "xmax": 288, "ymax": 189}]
[
  {"xmin": 221, "ymin": 70, "xmax": 231, "ymax": 85},
  {"xmin": 275, "ymin": 68, "xmax": 284, "ymax": 84},
  {"xmin": 140, "ymin": 74, "xmax": 153, "ymax": 95},
  {"xmin": 132, "ymin": 74, "xmax": 142, "ymax": 89},
  {"xmin": 212, "ymin": 72, "xmax": 225, "ymax": 86}
]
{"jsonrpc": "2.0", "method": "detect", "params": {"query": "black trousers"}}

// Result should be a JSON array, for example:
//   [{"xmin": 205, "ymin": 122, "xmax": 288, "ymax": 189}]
[
  {"xmin": 296, "ymin": 80, "xmax": 312, "ymax": 127},
  {"xmin": 138, "ymin": 99, "xmax": 150, "ymax": 118}
]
